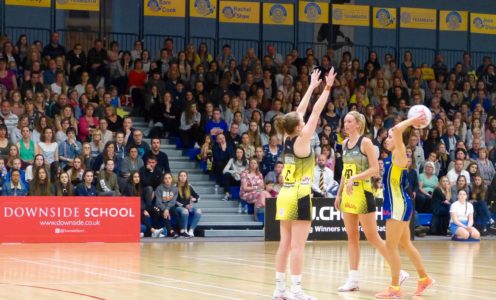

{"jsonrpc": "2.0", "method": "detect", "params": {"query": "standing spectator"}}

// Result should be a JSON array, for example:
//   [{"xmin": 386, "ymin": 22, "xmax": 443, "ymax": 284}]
[
  {"xmin": 42, "ymin": 32, "xmax": 66, "ymax": 59},
  {"xmin": 430, "ymin": 176, "xmax": 452, "ymax": 235},
  {"xmin": 450, "ymin": 189, "xmax": 480, "ymax": 240},
  {"xmin": 312, "ymin": 154, "xmax": 334, "ymax": 198},
  {"xmin": 75, "ymin": 170, "xmax": 97, "ymax": 196},
  {"xmin": 176, "ymin": 171, "xmax": 202, "ymax": 237},
  {"xmin": 2, "ymin": 169, "xmax": 27, "ymax": 196},
  {"xmin": 87, "ymin": 39, "xmax": 107, "ymax": 87},
  {"xmin": 52, "ymin": 172, "xmax": 74, "ymax": 196},
  {"xmin": 153, "ymin": 173, "xmax": 179, "ymax": 238},
  {"xmin": 222, "ymin": 147, "xmax": 248, "ymax": 201},
  {"xmin": 96, "ymin": 159, "xmax": 120, "ymax": 196},
  {"xmin": 36, "ymin": 127, "xmax": 59, "ymax": 165},
  {"xmin": 28, "ymin": 166, "xmax": 52, "ymax": 196}
]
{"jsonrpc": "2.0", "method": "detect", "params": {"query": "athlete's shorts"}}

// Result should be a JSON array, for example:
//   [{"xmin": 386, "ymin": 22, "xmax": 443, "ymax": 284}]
[
  {"xmin": 383, "ymin": 194, "xmax": 413, "ymax": 222},
  {"xmin": 340, "ymin": 179, "xmax": 376, "ymax": 215},
  {"xmin": 276, "ymin": 184, "xmax": 312, "ymax": 221}
]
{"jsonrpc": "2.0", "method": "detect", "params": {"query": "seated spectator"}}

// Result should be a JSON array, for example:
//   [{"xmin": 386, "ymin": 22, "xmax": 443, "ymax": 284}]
[
  {"xmin": 28, "ymin": 166, "xmax": 52, "ymax": 196},
  {"xmin": 150, "ymin": 91, "xmax": 178, "ymax": 138},
  {"xmin": 78, "ymin": 104, "xmax": 99, "ymax": 142},
  {"xmin": 441, "ymin": 124, "xmax": 459, "ymax": 159},
  {"xmin": 89, "ymin": 128, "xmax": 104, "ymax": 158},
  {"xmin": 6, "ymin": 144, "xmax": 20, "ymax": 170},
  {"xmin": 115, "ymin": 132, "xmax": 126, "ymax": 160},
  {"xmin": 212, "ymin": 133, "xmax": 233, "ymax": 186},
  {"xmin": 10, "ymin": 115, "xmax": 29, "ymax": 145},
  {"xmin": 430, "ymin": 176, "xmax": 452, "ymax": 235},
  {"xmin": 5, "ymin": 158, "xmax": 27, "ymax": 187},
  {"xmin": 2, "ymin": 169, "xmax": 27, "ymax": 196},
  {"xmin": 126, "ymin": 129, "xmax": 149, "ymax": 159},
  {"xmin": 240, "ymin": 158, "xmax": 266, "ymax": 216},
  {"xmin": 225, "ymin": 122, "xmax": 242, "ymax": 150},
  {"xmin": 450, "ymin": 174, "xmax": 471, "ymax": 203},
  {"xmin": 75, "ymin": 170, "xmax": 97, "ymax": 196},
  {"xmin": 470, "ymin": 174, "xmax": 494, "ymax": 234},
  {"xmin": 198, "ymin": 135, "xmax": 213, "ymax": 172},
  {"xmin": 120, "ymin": 145, "xmax": 144, "ymax": 181},
  {"xmin": 260, "ymin": 122, "xmax": 273, "ymax": 147},
  {"xmin": 447, "ymin": 159, "xmax": 471, "ymax": 185},
  {"xmin": 0, "ymin": 124, "xmax": 11, "ymax": 161},
  {"xmin": 139, "ymin": 154, "xmax": 163, "ymax": 207},
  {"xmin": 67, "ymin": 156, "xmax": 85, "ymax": 186},
  {"xmin": 176, "ymin": 171, "xmax": 202, "ymax": 237},
  {"xmin": 264, "ymin": 99, "xmax": 284, "ymax": 122},
  {"xmin": 467, "ymin": 162, "xmax": 479, "ymax": 183},
  {"xmin": 143, "ymin": 138, "xmax": 170, "ymax": 174},
  {"xmin": 51, "ymin": 172, "xmax": 75, "ymax": 196},
  {"xmin": 80, "ymin": 142, "xmax": 93, "ymax": 170},
  {"xmin": 416, "ymin": 161, "xmax": 438, "ymax": 213},
  {"xmin": 92, "ymin": 141, "xmax": 121, "ymax": 175},
  {"xmin": 153, "ymin": 173, "xmax": 179, "ymax": 238},
  {"xmin": 205, "ymin": 108, "xmax": 228, "ymax": 140},
  {"xmin": 58, "ymin": 127, "xmax": 81, "ymax": 170},
  {"xmin": 476, "ymin": 147, "xmax": 495, "ymax": 186},
  {"xmin": 262, "ymin": 134, "xmax": 282, "ymax": 173},
  {"xmin": 450, "ymin": 189, "xmax": 480, "ymax": 240},
  {"xmin": 96, "ymin": 159, "xmax": 120, "ymax": 196},
  {"xmin": 239, "ymin": 133, "xmax": 255, "ymax": 160},
  {"xmin": 98, "ymin": 118, "xmax": 113, "ymax": 145},
  {"xmin": 265, "ymin": 161, "xmax": 283, "ymax": 184},
  {"xmin": 437, "ymin": 142, "xmax": 450, "ymax": 177},
  {"xmin": 222, "ymin": 147, "xmax": 248, "ymax": 201},
  {"xmin": 312, "ymin": 154, "xmax": 334, "ymax": 198},
  {"xmin": 17, "ymin": 126, "xmax": 35, "ymax": 166},
  {"xmin": 179, "ymin": 102, "xmax": 202, "ymax": 148},
  {"xmin": 32, "ymin": 116, "xmax": 50, "ymax": 144},
  {"xmin": 105, "ymin": 105, "xmax": 124, "ymax": 133},
  {"xmin": 247, "ymin": 121, "xmax": 262, "ymax": 148}
]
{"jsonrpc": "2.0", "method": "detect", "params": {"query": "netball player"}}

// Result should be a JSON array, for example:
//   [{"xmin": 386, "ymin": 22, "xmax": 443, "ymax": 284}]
[
  {"xmin": 272, "ymin": 68, "xmax": 336, "ymax": 300},
  {"xmin": 376, "ymin": 112, "xmax": 434, "ymax": 298},
  {"xmin": 334, "ymin": 111, "xmax": 409, "ymax": 292}
]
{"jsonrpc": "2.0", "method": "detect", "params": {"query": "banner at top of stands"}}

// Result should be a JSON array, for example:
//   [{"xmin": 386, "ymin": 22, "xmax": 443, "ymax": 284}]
[
  {"xmin": 373, "ymin": 7, "xmax": 396, "ymax": 30},
  {"xmin": 440, "ymin": 11, "xmax": 468, "ymax": 32},
  {"xmin": 144, "ymin": 0, "xmax": 186, "ymax": 17},
  {"xmin": 263, "ymin": 3, "xmax": 294, "ymax": 26},
  {"xmin": 471, "ymin": 13, "xmax": 496, "ymax": 35},
  {"xmin": 219, "ymin": 1, "xmax": 260, "ymax": 24},
  {"xmin": 332, "ymin": 4, "xmax": 369, "ymax": 27},
  {"xmin": 190, "ymin": 0, "xmax": 216, "ymax": 19},
  {"xmin": 6, "ymin": 0, "xmax": 51, "ymax": 8},
  {"xmin": 298, "ymin": 0, "xmax": 329, "ymax": 24},
  {"xmin": 56, "ymin": 0, "xmax": 100, "ymax": 11},
  {"xmin": 400, "ymin": 7, "xmax": 437, "ymax": 30}
]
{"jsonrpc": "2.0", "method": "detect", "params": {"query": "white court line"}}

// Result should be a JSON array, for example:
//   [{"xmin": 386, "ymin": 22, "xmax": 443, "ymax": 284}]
[
  {"xmin": 179, "ymin": 255, "xmax": 495, "ymax": 298},
  {"xmin": 10, "ymin": 258, "xmax": 242, "ymax": 300},
  {"xmin": 45, "ymin": 258, "xmax": 273, "ymax": 299}
]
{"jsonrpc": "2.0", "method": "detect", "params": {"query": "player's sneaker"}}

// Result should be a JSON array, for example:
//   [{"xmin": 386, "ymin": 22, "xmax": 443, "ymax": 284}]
[
  {"xmin": 413, "ymin": 277, "xmax": 435, "ymax": 296},
  {"xmin": 289, "ymin": 289, "xmax": 317, "ymax": 300},
  {"xmin": 272, "ymin": 289, "xmax": 291, "ymax": 300},
  {"xmin": 337, "ymin": 279, "xmax": 359, "ymax": 292},
  {"xmin": 399, "ymin": 270, "xmax": 410, "ymax": 286},
  {"xmin": 375, "ymin": 286, "xmax": 403, "ymax": 299}
]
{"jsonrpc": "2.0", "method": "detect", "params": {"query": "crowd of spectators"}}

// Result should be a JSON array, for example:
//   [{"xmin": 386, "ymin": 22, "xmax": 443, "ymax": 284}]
[{"xmin": 0, "ymin": 31, "xmax": 495, "ymax": 237}]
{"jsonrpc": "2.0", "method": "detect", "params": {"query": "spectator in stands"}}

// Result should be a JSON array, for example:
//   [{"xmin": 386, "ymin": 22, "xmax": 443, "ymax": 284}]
[
  {"xmin": 143, "ymin": 138, "xmax": 170, "ymax": 174},
  {"xmin": 212, "ymin": 132, "xmax": 233, "ymax": 185},
  {"xmin": 78, "ymin": 104, "xmax": 98, "ymax": 142},
  {"xmin": 475, "ymin": 148, "xmax": 494, "ymax": 186},
  {"xmin": 66, "ymin": 43, "xmax": 86, "ymax": 86},
  {"xmin": 75, "ymin": 170, "xmax": 97, "ymax": 196},
  {"xmin": 447, "ymin": 148, "xmax": 470, "ymax": 171},
  {"xmin": 20, "ymin": 71, "xmax": 44, "ymax": 98},
  {"xmin": 127, "ymin": 129, "xmax": 149, "ymax": 158},
  {"xmin": 89, "ymin": 129, "xmax": 103, "ymax": 158},
  {"xmin": 176, "ymin": 170, "xmax": 202, "ymax": 237},
  {"xmin": 128, "ymin": 59, "xmax": 147, "ymax": 115},
  {"xmin": 194, "ymin": 42, "xmax": 213, "ymax": 70},
  {"xmin": 451, "ymin": 174, "xmax": 471, "ymax": 203},
  {"xmin": 470, "ymin": 174, "xmax": 494, "ymax": 233},
  {"xmin": 239, "ymin": 132, "xmax": 255, "ymax": 160},
  {"xmin": 450, "ymin": 189, "xmax": 480, "ymax": 240},
  {"xmin": 179, "ymin": 102, "xmax": 202, "ymax": 149},
  {"xmin": 139, "ymin": 154, "xmax": 162, "ymax": 203},
  {"xmin": 2, "ymin": 169, "xmax": 27, "ymax": 196},
  {"xmin": 97, "ymin": 118, "xmax": 113, "ymax": 145},
  {"xmin": 154, "ymin": 172, "xmax": 179, "ymax": 238},
  {"xmin": 35, "ymin": 127, "xmax": 58, "ymax": 166},
  {"xmin": 430, "ymin": 176, "xmax": 452, "ymax": 235},
  {"xmin": 52, "ymin": 172, "xmax": 74, "ymax": 196},
  {"xmin": 448, "ymin": 159, "xmax": 471, "ymax": 186},
  {"xmin": 92, "ymin": 141, "xmax": 121, "ymax": 174},
  {"xmin": 105, "ymin": 106, "xmax": 123, "ymax": 133},
  {"xmin": 58, "ymin": 127, "xmax": 81, "ymax": 170},
  {"xmin": 87, "ymin": 39, "xmax": 107, "ymax": 87},
  {"xmin": 312, "ymin": 154, "xmax": 334, "ymax": 198},
  {"xmin": 66, "ymin": 156, "xmax": 84, "ymax": 186},
  {"xmin": 416, "ymin": 161, "xmax": 438, "ymax": 213},
  {"xmin": 205, "ymin": 108, "xmax": 228, "ymax": 140},
  {"xmin": 262, "ymin": 134, "xmax": 282, "ymax": 173},
  {"xmin": 96, "ymin": 159, "xmax": 120, "ymax": 196},
  {"xmin": 0, "ymin": 101, "xmax": 18, "ymax": 134},
  {"xmin": 79, "ymin": 142, "xmax": 93, "ymax": 170},
  {"xmin": 216, "ymin": 44, "xmax": 235, "ymax": 71},
  {"xmin": 42, "ymin": 32, "xmax": 65, "ymax": 59},
  {"xmin": 225, "ymin": 122, "xmax": 241, "ymax": 150},
  {"xmin": 150, "ymin": 91, "xmax": 178, "ymax": 138},
  {"xmin": 240, "ymin": 158, "xmax": 266, "ymax": 216},
  {"xmin": 16, "ymin": 126, "xmax": 34, "ymax": 166},
  {"xmin": 28, "ymin": 166, "xmax": 52, "ymax": 196},
  {"xmin": 222, "ymin": 147, "xmax": 248, "ymax": 201}
]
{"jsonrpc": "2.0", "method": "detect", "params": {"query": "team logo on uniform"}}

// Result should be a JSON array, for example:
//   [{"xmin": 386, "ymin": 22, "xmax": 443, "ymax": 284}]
[
  {"xmin": 304, "ymin": 2, "xmax": 322, "ymax": 22},
  {"xmin": 147, "ymin": 0, "xmax": 160, "ymax": 12},
  {"xmin": 194, "ymin": 0, "xmax": 215, "ymax": 16},
  {"xmin": 222, "ymin": 6, "xmax": 235, "ymax": 19},
  {"xmin": 269, "ymin": 4, "xmax": 288, "ymax": 24},
  {"xmin": 446, "ymin": 11, "xmax": 462, "ymax": 30},
  {"xmin": 376, "ymin": 8, "xmax": 394, "ymax": 27},
  {"xmin": 301, "ymin": 176, "xmax": 310, "ymax": 185}
]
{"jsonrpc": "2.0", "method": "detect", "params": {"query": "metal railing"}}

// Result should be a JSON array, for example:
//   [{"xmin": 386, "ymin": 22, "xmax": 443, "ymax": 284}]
[
  {"xmin": 5, "ymin": 26, "xmax": 51, "ymax": 46},
  {"xmin": 218, "ymin": 38, "xmax": 260, "ymax": 63},
  {"xmin": 105, "ymin": 32, "xmax": 139, "ymax": 53},
  {"xmin": 142, "ymin": 34, "xmax": 185, "ymax": 59},
  {"xmin": 57, "ymin": 28, "xmax": 99, "ymax": 52},
  {"xmin": 399, "ymin": 47, "xmax": 437, "ymax": 66}
]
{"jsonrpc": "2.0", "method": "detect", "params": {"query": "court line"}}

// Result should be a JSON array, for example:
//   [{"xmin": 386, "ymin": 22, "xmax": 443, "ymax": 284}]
[
  {"xmin": 44, "ymin": 258, "xmax": 273, "ymax": 299},
  {"xmin": 10, "ymin": 258, "xmax": 242, "ymax": 300},
  {"xmin": 179, "ymin": 255, "xmax": 495, "ymax": 299}
]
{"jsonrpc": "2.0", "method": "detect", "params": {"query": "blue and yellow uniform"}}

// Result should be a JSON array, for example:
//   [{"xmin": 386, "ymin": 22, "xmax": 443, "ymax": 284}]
[
  {"xmin": 382, "ymin": 156, "xmax": 413, "ymax": 221},
  {"xmin": 276, "ymin": 136, "xmax": 314, "ymax": 221},
  {"xmin": 340, "ymin": 136, "xmax": 375, "ymax": 214}
]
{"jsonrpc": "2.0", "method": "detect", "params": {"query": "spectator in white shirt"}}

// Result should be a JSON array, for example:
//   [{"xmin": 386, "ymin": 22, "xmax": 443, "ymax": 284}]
[
  {"xmin": 450, "ymin": 189, "xmax": 480, "ymax": 240},
  {"xmin": 312, "ymin": 154, "xmax": 334, "ymax": 198},
  {"xmin": 447, "ymin": 159, "xmax": 471, "ymax": 186}
]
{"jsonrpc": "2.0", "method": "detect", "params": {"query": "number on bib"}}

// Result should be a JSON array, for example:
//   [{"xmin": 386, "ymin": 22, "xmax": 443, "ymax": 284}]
[
  {"xmin": 343, "ymin": 163, "xmax": 357, "ymax": 183},
  {"xmin": 283, "ymin": 164, "xmax": 296, "ymax": 184}
]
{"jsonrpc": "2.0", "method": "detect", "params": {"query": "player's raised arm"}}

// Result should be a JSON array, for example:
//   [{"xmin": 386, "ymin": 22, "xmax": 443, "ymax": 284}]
[{"xmin": 296, "ymin": 69, "xmax": 322, "ymax": 118}]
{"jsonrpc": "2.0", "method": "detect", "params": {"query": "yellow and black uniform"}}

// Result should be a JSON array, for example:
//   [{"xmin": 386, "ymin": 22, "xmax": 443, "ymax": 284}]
[
  {"xmin": 276, "ymin": 136, "xmax": 315, "ymax": 221},
  {"xmin": 340, "ymin": 136, "xmax": 375, "ymax": 214}
]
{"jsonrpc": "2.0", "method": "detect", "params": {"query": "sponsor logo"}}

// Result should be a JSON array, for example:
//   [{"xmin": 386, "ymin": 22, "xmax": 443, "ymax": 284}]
[
  {"xmin": 376, "ymin": 8, "xmax": 394, "ymax": 27},
  {"xmin": 446, "ymin": 11, "xmax": 462, "ymax": 30},
  {"xmin": 473, "ymin": 17, "xmax": 496, "ymax": 30},
  {"xmin": 383, "ymin": 209, "xmax": 391, "ymax": 216},
  {"xmin": 147, "ymin": 0, "xmax": 160, "ymax": 12},
  {"xmin": 222, "ymin": 6, "xmax": 235, "ymax": 19},
  {"xmin": 301, "ymin": 176, "xmax": 310, "ymax": 185},
  {"xmin": 345, "ymin": 202, "xmax": 357, "ymax": 209},
  {"xmin": 194, "ymin": 0, "xmax": 214, "ymax": 16},
  {"xmin": 401, "ymin": 12, "xmax": 412, "ymax": 23},
  {"xmin": 333, "ymin": 8, "xmax": 343, "ymax": 21},
  {"xmin": 269, "ymin": 4, "xmax": 288, "ymax": 24},
  {"xmin": 303, "ymin": 2, "xmax": 322, "ymax": 22}
]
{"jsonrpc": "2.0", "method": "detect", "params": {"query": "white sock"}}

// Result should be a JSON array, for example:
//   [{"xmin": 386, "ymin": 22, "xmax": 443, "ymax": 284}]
[
  {"xmin": 291, "ymin": 274, "xmax": 302, "ymax": 292},
  {"xmin": 276, "ymin": 272, "xmax": 286, "ymax": 291},
  {"xmin": 349, "ymin": 270, "xmax": 359, "ymax": 281}
]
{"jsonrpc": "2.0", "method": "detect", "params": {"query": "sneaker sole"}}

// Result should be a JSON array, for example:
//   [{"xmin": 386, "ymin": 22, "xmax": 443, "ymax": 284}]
[{"xmin": 413, "ymin": 279, "xmax": 435, "ymax": 296}]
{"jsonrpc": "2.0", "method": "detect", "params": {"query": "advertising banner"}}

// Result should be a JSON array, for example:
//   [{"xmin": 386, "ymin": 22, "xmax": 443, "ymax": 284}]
[
  {"xmin": 56, "ymin": 0, "xmax": 99, "ymax": 11},
  {"xmin": 373, "ymin": 7, "xmax": 396, "ymax": 30},
  {"xmin": 332, "ymin": 4, "xmax": 369, "ymax": 27},
  {"xmin": 143, "ymin": 0, "xmax": 186, "ymax": 17},
  {"xmin": 263, "ymin": 3, "xmax": 294, "ymax": 26},
  {"xmin": 190, "ymin": 0, "xmax": 216, "ymax": 19},
  {"xmin": 6, "ymin": 0, "xmax": 50, "ymax": 8},
  {"xmin": 400, "ymin": 7, "xmax": 437, "ymax": 30},
  {"xmin": 471, "ymin": 13, "xmax": 496, "ymax": 35},
  {"xmin": 0, "ymin": 197, "xmax": 140, "ymax": 243},
  {"xmin": 265, "ymin": 198, "xmax": 387, "ymax": 241},
  {"xmin": 440, "ymin": 10, "xmax": 468, "ymax": 32},
  {"xmin": 298, "ymin": 1, "xmax": 328, "ymax": 24},
  {"xmin": 219, "ymin": 1, "xmax": 260, "ymax": 24}
]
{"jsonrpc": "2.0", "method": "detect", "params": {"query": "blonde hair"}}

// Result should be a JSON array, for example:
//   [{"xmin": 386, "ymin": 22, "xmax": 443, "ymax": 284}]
[
  {"xmin": 274, "ymin": 112, "xmax": 300, "ymax": 135},
  {"xmin": 346, "ymin": 111, "xmax": 366, "ymax": 135},
  {"xmin": 438, "ymin": 176, "xmax": 452, "ymax": 200}
]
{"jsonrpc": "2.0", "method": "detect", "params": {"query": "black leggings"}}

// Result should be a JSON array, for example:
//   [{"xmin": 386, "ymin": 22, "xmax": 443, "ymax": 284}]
[
  {"xmin": 180, "ymin": 124, "xmax": 202, "ymax": 149},
  {"xmin": 223, "ymin": 173, "xmax": 240, "ymax": 193},
  {"xmin": 149, "ymin": 207, "xmax": 179, "ymax": 234}
]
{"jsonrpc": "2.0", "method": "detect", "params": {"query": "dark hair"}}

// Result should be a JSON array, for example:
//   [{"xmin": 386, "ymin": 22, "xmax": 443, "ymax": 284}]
[
  {"xmin": 127, "ymin": 171, "xmax": 142, "ymax": 196},
  {"xmin": 234, "ymin": 147, "xmax": 248, "ymax": 166},
  {"xmin": 66, "ymin": 126, "xmax": 77, "ymax": 135},
  {"xmin": 147, "ymin": 154, "xmax": 157, "ymax": 162}
]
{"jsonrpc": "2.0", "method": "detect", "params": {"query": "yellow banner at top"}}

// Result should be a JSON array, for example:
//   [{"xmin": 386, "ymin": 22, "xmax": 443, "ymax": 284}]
[
  {"xmin": 263, "ymin": 3, "xmax": 294, "ymax": 26},
  {"xmin": 400, "ymin": 7, "xmax": 436, "ymax": 30},
  {"xmin": 190, "ymin": 0, "xmax": 216, "ymax": 19},
  {"xmin": 440, "ymin": 11, "xmax": 468, "ymax": 32},
  {"xmin": 219, "ymin": 1, "xmax": 259, "ymax": 24},
  {"xmin": 373, "ymin": 7, "xmax": 396, "ymax": 29},
  {"xmin": 299, "ymin": 1, "xmax": 328, "ymax": 24},
  {"xmin": 332, "ymin": 4, "xmax": 369, "ymax": 27},
  {"xmin": 6, "ymin": 0, "xmax": 50, "ymax": 8},
  {"xmin": 56, "ymin": 0, "xmax": 99, "ymax": 11},
  {"xmin": 471, "ymin": 13, "xmax": 496, "ymax": 35},
  {"xmin": 144, "ymin": 0, "xmax": 185, "ymax": 17}
]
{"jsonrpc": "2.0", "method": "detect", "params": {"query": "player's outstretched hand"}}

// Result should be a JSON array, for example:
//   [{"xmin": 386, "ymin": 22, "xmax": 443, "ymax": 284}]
[
  {"xmin": 325, "ymin": 67, "xmax": 337, "ymax": 87},
  {"xmin": 309, "ymin": 69, "xmax": 322, "ymax": 89}
]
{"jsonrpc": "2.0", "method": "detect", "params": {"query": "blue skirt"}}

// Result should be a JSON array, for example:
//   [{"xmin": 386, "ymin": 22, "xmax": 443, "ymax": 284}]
[{"xmin": 450, "ymin": 220, "xmax": 468, "ymax": 236}]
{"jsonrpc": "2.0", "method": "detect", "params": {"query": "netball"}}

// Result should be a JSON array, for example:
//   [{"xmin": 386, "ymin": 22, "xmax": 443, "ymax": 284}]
[{"xmin": 408, "ymin": 105, "xmax": 432, "ymax": 129}]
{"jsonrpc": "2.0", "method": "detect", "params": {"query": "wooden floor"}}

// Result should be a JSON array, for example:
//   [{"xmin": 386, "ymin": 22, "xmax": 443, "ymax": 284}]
[{"xmin": 0, "ymin": 240, "xmax": 494, "ymax": 299}]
